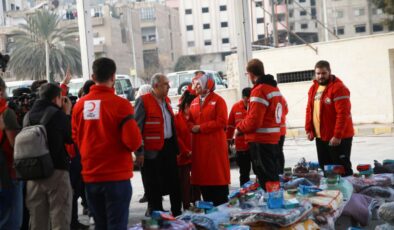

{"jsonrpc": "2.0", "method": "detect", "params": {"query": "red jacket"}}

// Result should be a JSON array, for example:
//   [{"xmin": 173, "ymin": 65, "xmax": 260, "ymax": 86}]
[
  {"xmin": 174, "ymin": 111, "xmax": 192, "ymax": 166},
  {"xmin": 72, "ymin": 85, "xmax": 142, "ymax": 183},
  {"xmin": 280, "ymin": 97, "xmax": 289, "ymax": 136},
  {"xmin": 60, "ymin": 83, "xmax": 68, "ymax": 96},
  {"xmin": 188, "ymin": 92, "xmax": 230, "ymax": 186},
  {"xmin": 237, "ymin": 84, "xmax": 283, "ymax": 144},
  {"xmin": 141, "ymin": 93, "xmax": 174, "ymax": 151},
  {"xmin": 227, "ymin": 100, "xmax": 248, "ymax": 151},
  {"xmin": 305, "ymin": 76, "xmax": 354, "ymax": 141}
]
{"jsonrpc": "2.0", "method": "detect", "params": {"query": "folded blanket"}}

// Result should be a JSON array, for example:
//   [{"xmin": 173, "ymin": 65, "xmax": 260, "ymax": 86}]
[{"xmin": 342, "ymin": 193, "xmax": 378, "ymax": 226}]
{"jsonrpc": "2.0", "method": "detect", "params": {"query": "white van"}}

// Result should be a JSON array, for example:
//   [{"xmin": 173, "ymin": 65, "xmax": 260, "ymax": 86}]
[
  {"xmin": 68, "ymin": 75, "xmax": 136, "ymax": 101},
  {"xmin": 167, "ymin": 70, "xmax": 227, "ymax": 96}
]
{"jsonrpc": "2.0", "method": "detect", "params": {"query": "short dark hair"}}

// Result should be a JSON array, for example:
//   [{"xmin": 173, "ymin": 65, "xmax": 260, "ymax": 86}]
[
  {"xmin": 39, "ymin": 83, "xmax": 61, "ymax": 101},
  {"xmin": 92, "ymin": 58, "xmax": 116, "ymax": 83},
  {"xmin": 246, "ymin": 59, "xmax": 265, "ymax": 77},
  {"xmin": 315, "ymin": 60, "xmax": 331, "ymax": 72},
  {"xmin": 31, "ymin": 80, "xmax": 48, "ymax": 92},
  {"xmin": 242, "ymin": 87, "xmax": 252, "ymax": 98}
]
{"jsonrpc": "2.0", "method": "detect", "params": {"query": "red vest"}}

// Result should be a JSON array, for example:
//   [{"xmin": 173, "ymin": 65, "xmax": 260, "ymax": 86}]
[{"xmin": 141, "ymin": 93, "xmax": 174, "ymax": 151}]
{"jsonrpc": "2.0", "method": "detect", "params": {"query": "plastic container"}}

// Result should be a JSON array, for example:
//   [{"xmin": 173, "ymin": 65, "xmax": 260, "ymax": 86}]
[{"xmin": 267, "ymin": 190, "xmax": 284, "ymax": 209}]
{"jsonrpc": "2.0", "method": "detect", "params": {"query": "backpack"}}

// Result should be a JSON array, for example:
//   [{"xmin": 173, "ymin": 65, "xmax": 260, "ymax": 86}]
[{"xmin": 13, "ymin": 106, "xmax": 58, "ymax": 180}]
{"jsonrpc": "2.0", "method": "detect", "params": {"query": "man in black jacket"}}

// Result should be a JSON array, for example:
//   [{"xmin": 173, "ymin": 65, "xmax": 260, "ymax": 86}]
[{"xmin": 25, "ymin": 83, "xmax": 73, "ymax": 230}]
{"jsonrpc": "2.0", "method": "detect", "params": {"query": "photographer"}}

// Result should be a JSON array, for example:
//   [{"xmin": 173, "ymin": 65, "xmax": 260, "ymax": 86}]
[
  {"xmin": 25, "ymin": 83, "xmax": 73, "ymax": 230},
  {"xmin": 0, "ymin": 77, "xmax": 22, "ymax": 229}
]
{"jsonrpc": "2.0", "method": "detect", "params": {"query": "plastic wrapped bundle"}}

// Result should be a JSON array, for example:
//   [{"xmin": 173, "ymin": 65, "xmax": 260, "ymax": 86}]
[
  {"xmin": 374, "ymin": 160, "xmax": 394, "ymax": 174},
  {"xmin": 359, "ymin": 186, "xmax": 394, "ymax": 201},
  {"xmin": 378, "ymin": 202, "xmax": 394, "ymax": 225},
  {"xmin": 345, "ymin": 174, "xmax": 393, "ymax": 192},
  {"xmin": 229, "ymin": 200, "xmax": 313, "ymax": 227},
  {"xmin": 292, "ymin": 172, "xmax": 322, "ymax": 185}
]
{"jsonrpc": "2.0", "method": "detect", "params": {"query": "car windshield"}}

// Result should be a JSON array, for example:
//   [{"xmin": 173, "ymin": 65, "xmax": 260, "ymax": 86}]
[
  {"xmin": 68, "ymin": 82, "xmax": 84, "ymax": 97},
  {"xmin": 179, "ymin": 73, "xmax": 194, "ymax": 84},
  {"xmin": 168, "ymin": 75, "xmax": 179, "ymax": 88}
]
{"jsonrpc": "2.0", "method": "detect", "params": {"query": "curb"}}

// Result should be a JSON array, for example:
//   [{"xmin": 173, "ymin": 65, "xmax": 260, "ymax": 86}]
[{"xmin": 286, "ymin": 125, "xmax": 394, "ymax": 138}]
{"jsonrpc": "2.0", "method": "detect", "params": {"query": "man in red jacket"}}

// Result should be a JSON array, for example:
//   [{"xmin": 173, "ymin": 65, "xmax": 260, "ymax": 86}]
[
  {"xmin": 227, "ymin": 87, "xmax": 252, "ymax": 186},
  {"xmin": 305, "ymin": 60, "xmax": 354, "ymax": 176},
  {"xmin": 134, "ymin": 73, "xmax": 182, "ymax": 217},
  {"xmin": 72, "ymin": 58, "xmax": 142, "ymax": 229},
  {"xmin": 236, "ymin": 59, "xmax": 283, "ymax": 190}
]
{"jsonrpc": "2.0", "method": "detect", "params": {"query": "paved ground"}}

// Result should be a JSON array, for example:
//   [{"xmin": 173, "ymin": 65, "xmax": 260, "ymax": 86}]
[{"xmin": 78, "ymin": 133, "xmax": 394, "ymax": 228}]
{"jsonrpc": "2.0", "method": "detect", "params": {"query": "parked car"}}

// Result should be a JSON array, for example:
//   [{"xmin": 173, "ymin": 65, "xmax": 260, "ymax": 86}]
[
  {"xmin": 167, "ymin": 70, "xmax": 227, "ymax": 96},
  {"xmin": 68, "ymin": 75, "xmax": 135, "ymax": 101}
]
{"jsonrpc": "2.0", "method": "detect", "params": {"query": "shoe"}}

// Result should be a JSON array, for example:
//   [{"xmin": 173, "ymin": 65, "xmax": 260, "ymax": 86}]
[
  {"xmin": 139, "ymin": 195, "xmax": 147, "ymax": 203},
  {"xmin": 71, "ymin": 222, "xmax": 89, "ymax": 230}
]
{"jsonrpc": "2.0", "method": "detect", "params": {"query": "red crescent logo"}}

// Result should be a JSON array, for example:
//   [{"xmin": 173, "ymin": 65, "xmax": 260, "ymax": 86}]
[{"xmin": 88, "ymin": 102, "xmax": 96, "ymax": 112}]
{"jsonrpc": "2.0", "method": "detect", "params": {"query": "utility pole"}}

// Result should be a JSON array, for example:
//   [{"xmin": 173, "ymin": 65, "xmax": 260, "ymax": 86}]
[
  {"xmin": 322, "ymin": 0, "xmax": 329, "ymax": 41},
  {"xmin": 271, "ymin": 0, "xmax": 278, "ymax": 47},
  {"xmin": 77, "ymin": 0, "xmax": 95, "ymax": 80},
  {"xmin": 234, "ymin": 0, "xmax": 253, "ymax": 93}
]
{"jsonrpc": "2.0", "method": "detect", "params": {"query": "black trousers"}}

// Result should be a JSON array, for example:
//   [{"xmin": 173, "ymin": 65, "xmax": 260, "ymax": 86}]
[
  {"xmin": 200, "ymin": 185, "xmax": 229, "ymax": 206},
  {"xmin": 235, "ymin": 150, "xmax": 252, "ymax": 186},
  {"xmin": 249, "ymin": 142, "xmax": 280, "ymax": 190},
  {"xmin": 277, "ymin": 135, "xmax": 286, "ymax": 174},
  {"xmin": 141, "ymin": 137, "xmax": 182, "ymax": 216},
  {"xmin": 315, "ymin": 137, "xmax": 353, "ymax": 176}
]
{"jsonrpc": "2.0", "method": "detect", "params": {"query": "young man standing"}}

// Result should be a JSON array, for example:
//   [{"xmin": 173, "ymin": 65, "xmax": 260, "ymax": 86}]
[
  {"xmin": 72, "ymin": 58, "xmax": 142, "ymax": 229},
  {"xmin": 305, "ymin": 60, "xmax": 354, "ymax": 176},
  {"xmin": 236, "ymin": 59, "xmax": 283, "ymax": 190}
]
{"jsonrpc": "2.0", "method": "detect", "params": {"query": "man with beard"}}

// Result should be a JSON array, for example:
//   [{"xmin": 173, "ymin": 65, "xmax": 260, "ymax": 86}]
[{"xmin": 305, "ymin": 60, "xmax": 354, "ymax": 176}]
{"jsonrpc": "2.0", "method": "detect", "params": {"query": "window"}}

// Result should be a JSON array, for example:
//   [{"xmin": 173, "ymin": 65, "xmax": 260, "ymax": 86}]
[
  {"xmin": 187, "ymin": 41, "xmax": 195, "ymax": 47},
  {"xmin": 311, "ymin": 8, "xmax": 316, "ymax": 19},
  {"xmin": 277, "ymin": 70, "xmax": 314, "ymax": 83},
  {"xmin": 255, "ymin": 1, "xmax": 263, "ymax": 7},
  {"xmin": 299, "ymin": 0, "xmax": 306, "ymax": 3},
  {"xmin": 311, "ymin": 0, "xmax": 316, "ymax": 6},
  {"xmin": 334, "ymin": 10, "xmax": 344, "ymax": 18},
  {"xmin": 257, "ymin": 34, "xmax": 264, "ymax": 40},
  {"xmin": 334, "ymin": 26, "xmax": 345, "ymax": 35},
  {"xmin": 220, "ymin": 5, "xmax": 227, "ymax": 11},
  {"xmin": 301, "ymin": 23, "xmax": 308, "ymax": 29},
  {"xmin": 140, "ymin": 7, "xmax": 155, "ymax": 20},
  {"xmin": 222, "ymin": 38, "xmax": 229, "ymax": 44},
  {"xmin": 186, "ymin": 25, "xmax": 193, "ymax": 31},
  {"xmin": 204, "ymin": 40, "xmax": 211, "ymax": 46},
  {"xmin": 372, "ymin": 8, "xmax": 384, "ymax": 15},
  {"xmin": 287, "ymin": 0, "xmax": 293, "ymax": 4},
  {"xmin": 290, "ymin": 23, "xmax": 295, "ymax": 30},
  {"xmin": 221, "ymin": 22, "xmax": 228, "ymax": 27},
  {"xmin": 257, "ymin": 18, "xmax": 264, "ymax": 23},
  {"xmin": 354, "ymin": 8, "xmax": 365, "ymax": 16},
  {"xmin": 300, "ymin": 10, "xmax": 307, "ymax": 16},
  {"xmin": 355, "ymin": 24, "xmax": 366, "ymax": 33},
  {"xmin": 202, "ymin": 7, "xmax": 209, "ymax": 13},
  {"xmin": 185, "ymin": 9, "xmax": 192, "ymax": 15},
  {"xmin": 373, "ymin": 23, "xmax": 384, "ymax": 32},
  {"xmin": 203, "ymin": 23, "xmax": 210, "ymax": 29},
  {"xmin": 289, "ymin": 9, "xmax": 294, "ymax": 18}
]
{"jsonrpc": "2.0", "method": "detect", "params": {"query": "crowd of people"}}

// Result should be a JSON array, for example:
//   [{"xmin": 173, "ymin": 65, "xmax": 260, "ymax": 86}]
[{"xmin": 0, "ymin": 57, "xmax": 354, "ymax": 230}]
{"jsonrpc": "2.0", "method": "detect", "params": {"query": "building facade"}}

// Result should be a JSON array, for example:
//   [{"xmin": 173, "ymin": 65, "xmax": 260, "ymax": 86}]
[{"xmin": 316, "ymin": 0, "xmax": 392, "ymax": 41}]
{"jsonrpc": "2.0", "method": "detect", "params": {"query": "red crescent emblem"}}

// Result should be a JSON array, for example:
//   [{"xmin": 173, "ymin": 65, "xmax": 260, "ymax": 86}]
[{"xmin": 88, "ymin": 102, "xmax": 96, "ymax": 112}]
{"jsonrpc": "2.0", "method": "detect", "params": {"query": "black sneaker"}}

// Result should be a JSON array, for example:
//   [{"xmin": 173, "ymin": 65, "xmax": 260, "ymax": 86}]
[
  {"xmin": 71, "ymin": 222, "xmax": 89, "ymax": 230},
  {"xmin": 139, "ymin": 195, "xmax": 147, "ymax": 203}
]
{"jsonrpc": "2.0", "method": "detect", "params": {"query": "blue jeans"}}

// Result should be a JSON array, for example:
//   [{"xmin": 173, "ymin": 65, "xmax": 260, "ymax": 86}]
[
  {"xmin": 0, "ymin": 180, "xmax": 23, "ymax": 229},
  {"xmin": 85, "ymin": 180, "xmax": 132, "ymax": 230}
]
